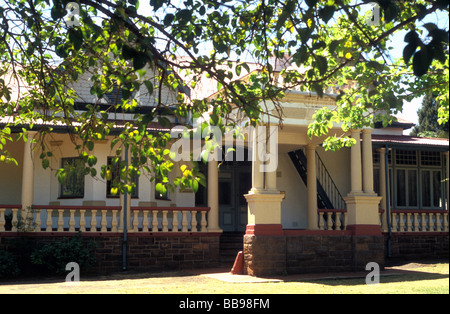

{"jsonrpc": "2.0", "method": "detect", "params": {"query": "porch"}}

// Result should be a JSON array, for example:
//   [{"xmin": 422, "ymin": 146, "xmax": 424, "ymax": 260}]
[{"xmin": 0, "ymin": 128, "xmax": 448, "ymax": 275}]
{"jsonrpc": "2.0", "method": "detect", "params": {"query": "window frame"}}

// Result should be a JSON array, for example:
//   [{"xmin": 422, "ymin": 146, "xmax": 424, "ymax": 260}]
[
  {"xmin": 106, "ymin": 156, "xmax": 139, "ymax": 198},
  {"xmin": 59, "ymin": 157, "xmax": 85, "ymax": 198}
]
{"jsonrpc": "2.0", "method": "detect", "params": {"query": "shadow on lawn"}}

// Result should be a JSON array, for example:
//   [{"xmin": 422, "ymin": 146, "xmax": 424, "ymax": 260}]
[
  {"xmin": 293, "ymin": 268, "xmax": 449, "ymax": 286},
  {"xmin": 1, "ymin": 260, "xmax": 448, "ymax": 287}
]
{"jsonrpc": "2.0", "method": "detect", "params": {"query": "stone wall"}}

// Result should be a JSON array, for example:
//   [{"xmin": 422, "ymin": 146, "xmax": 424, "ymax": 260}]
[
  {"xmin": 386, "ymin": 233, "xmax": 449, "ymax": 261},
  {"xmin": 244, "ymin": 233, "xmax": 386, "ymax": 276},
  {"xmin": 0, "ymin": 233, "xmax": 221, "ymax": 275}
]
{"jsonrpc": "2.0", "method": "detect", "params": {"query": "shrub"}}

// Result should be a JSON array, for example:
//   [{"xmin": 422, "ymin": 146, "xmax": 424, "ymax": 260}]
[
  {"xmin": 30, "ymin": 235, "xmax": 97, "ymax": 275},
  {"xmin": 0, "ymin": 250, "xmax": 20, "ymax": 279}
]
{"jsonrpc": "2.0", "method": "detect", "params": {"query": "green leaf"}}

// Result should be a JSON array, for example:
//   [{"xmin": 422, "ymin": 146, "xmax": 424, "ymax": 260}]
[
  {"xmin": 383, "ymin": 2, "xmax": 399, "ymax": 23},
  {"xmin": 68, "ymin": 28, "xmax": 83, "ymax": 51},
  {"xmin": 57, "ymin": 169, "xmax": 66, "ymax": 184},
  {"xmin": 164, "ymin": 13, "xmax": 174, "ymax": 26},
  {"xmin": 176, "ymin": 9, "xmax": 192, "ymax": 24},
  {"xmin": 156, "ymin": 183, "xmax": 167, "ymax": 195},
  {"xmin": 316, "ymin": 55, "xmax": 328, "ymax": 76},
  {"xmin": 367, "ymin": 60, "xmax": 385, "ymax": 72},
  {"xmin": 87, "ymin": 155, "xmax": 97, "ymax": 167},
  {"xmin": 403, "ymin": 44, "xmax": 416, "ymax": 64},
  {"xmin": 404, "ymin": 30, "xmax": 420, "ymax": 45},
  {"xmin": 86, "ymin": 140, "xmax": 94, "ymax": 151},
  {"xmin": 312, "ymin": 83, "xmax": 323, "ymax": 98},
  {"xmin": 133, "ymin": 53, "xmax": 147, "ymax": 70},
  {"xmin": 319, "ymin": 6, "xmax": 335, "ymax": 23},
  {"xmin": 412, "ymin": 47, "xmax": 432, "ymax": 76},
  {"xmin": 305, "ymin": 0, "xmax": 318, "ymax": 8},
  {"xmin": 276, "ymin": 0, "xmax": 295, "ymax": 31},
  {"xmin": 122, "ymin": 45, "xmax": 137, "ymax": 60},
  {"xmin": 192, "ymin": 179, "xmax": 199, "ymax": 193},
  {"xmin": 150, "ymin": 0, "xmax": 167, "ymax": 10},
  {"xmin": 42, "ymin": 158, "xmax": 49, "ymax": 169},
  {"xmin": 144, "ymin": 80, "xmax": 154, "ymax": 95},
  {"xmin": 199, "ymin": 6, "xmax": 206, "ymax": 16},
  {"xmin": 51, "ymin": 4, "xmax": 66, "ymax": 21},
  {"xmin": 423, "ymin": 23, "xmax": 438, "ymax": 33},
  {"xmin": 436, "ymin": 0, "xmax": 449, "ymax": 9}
]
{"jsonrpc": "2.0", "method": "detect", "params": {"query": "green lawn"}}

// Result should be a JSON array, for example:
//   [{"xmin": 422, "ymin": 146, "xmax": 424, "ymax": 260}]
[{"xmin": 1, "ymin": 262, "xmax": 448, "ymax": 294}]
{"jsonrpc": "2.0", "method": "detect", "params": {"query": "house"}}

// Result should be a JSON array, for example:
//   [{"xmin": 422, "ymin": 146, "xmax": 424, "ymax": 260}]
[{"xmin": 1, "ymin": 59, "xmax": 448, "ymax": 276}]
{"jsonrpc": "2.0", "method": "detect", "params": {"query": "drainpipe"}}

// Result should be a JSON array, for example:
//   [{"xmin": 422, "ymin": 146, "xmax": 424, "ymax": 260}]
[
  {"xmin": 122, "ymin": 145, "xmax": 128, "ymax": 271},
  {"xmin": 384, "ymin": 145, "xmax": 392, "ymax": 258}
]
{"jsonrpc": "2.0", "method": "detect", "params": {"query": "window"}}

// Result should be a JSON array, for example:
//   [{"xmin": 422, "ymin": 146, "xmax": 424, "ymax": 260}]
[
  {"xmin": 375, "ymin": 149, "xmax": 444, "ymax": 210},
  {"xmin": 60, "ymin": 157, "xmax": 85, "ymax": 198},
  {"xmin": 421, "ymin": 151, "xmax": 441, "ymax": 166},
  {"xmin": 421, "ymin": 170, "xmax": 443, "ymax": 208},
  {"xmin": 395, "ymin": 150, "xmax": 417, "ymax": 165},
  {"xmin": 106, "ymin": 157, "xmax": 138, "ymax": 198}
]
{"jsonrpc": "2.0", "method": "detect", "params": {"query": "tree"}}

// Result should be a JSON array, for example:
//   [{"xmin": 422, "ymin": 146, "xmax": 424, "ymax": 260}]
[
  {"xmin": 0, "ymin": 0, "xmax": 448, "ymax": 193},
  {"xmin": 411, "ymin": 92, "xmax": 449, "ymax": 138}
]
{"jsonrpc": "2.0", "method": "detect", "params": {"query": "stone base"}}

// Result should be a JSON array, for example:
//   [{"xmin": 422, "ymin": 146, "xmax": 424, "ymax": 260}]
[
  {"xmin": 243, "ymin": 232, "xmax": 385, "ymax": 276},
  {"xmin": 243, "ymin": 234, "xmax": 287, "ymax": 277},
  {"xmin": 0, "ymin": 233, "xmax": 221, "ymax": 275}
]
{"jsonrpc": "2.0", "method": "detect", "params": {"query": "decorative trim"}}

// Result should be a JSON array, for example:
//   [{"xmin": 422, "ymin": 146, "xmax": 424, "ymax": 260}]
[
  {"xmin": 245, "ymin": 224, "xmax": 284, "ymax": 236},
  {"xmin": 346, "ymin": 224, "xmax": 382, "ymax": 236}
]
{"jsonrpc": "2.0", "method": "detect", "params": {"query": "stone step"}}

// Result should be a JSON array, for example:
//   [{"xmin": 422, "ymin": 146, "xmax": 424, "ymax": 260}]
[{"xmin": 219, "ymin": 233, "xmax": 244, "ymax": 267}]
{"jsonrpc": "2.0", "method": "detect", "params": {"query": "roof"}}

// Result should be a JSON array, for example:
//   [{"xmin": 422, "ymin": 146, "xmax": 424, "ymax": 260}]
[
  {"xmin": 0, "ymin": 115, "xmax": 180, "ymax": 134},
  {"xmin": 374, "ymin": 116, "xmax": 416, "ymax": 130},
  {"xmin": 372, "ymin": 134, "xmax": 449, "ymax": 151}
]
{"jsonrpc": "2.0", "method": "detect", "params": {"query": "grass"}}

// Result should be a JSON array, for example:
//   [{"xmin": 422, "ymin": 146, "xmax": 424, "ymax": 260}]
[{"xmin": 0, "ymin": 262, "xmax": 448, "ymax": 294}]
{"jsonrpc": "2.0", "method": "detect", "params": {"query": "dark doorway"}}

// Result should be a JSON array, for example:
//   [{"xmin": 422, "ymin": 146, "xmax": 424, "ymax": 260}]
[{"xmin": 195, "ymin": 150, "xmax": 252, "ymax": 232}]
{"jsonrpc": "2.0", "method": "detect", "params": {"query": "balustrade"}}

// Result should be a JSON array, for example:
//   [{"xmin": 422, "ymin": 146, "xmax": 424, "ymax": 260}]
[
  {"xmin": 317, "ymin": 209, "xmax": 347, "ymax": 231},
  {"xmin": 130, "ymin": 207, "xmax": 209, "ymax": 232},
  {"xmin": 0, "ymin": 205, "xmax": 210, "ymax": 233},
  {"xmin": 389, "ymin": 210, "xmax": 449, "ymax": 233}
]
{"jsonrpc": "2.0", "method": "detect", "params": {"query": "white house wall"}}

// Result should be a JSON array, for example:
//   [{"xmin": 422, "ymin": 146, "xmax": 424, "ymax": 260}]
[
  {"xmin": 0, "ymin": 140, "xmax": 24, "ymax": 204},
  {"xmin": 31, "ymin": 133, "xmax": 195, "ymax": 208},
  {"xmin": 316, "ymin": 145, "xmax": 352, "ymax": 198},
  {"xmin": 278, "ymin": 152, "xmax": 308, "ymax": 229}
]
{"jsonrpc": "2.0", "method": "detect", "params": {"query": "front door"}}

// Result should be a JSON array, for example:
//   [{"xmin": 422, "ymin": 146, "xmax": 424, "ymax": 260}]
[{"xmin": 219, "ymin": 166, "xmax": 252, "ymax": 232}]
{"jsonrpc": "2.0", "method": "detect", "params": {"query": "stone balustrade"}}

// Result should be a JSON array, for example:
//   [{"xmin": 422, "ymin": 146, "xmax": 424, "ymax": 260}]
[{"xmin": 0, "ymin": 205, "xmax": 210, "ymax": 233}]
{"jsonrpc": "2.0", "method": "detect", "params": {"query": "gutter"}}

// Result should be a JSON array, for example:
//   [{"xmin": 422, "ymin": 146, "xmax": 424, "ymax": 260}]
[
  {"xmin": 384, "ymin": 145, "xmax": 392, "ymax": 258},
  {"xmin": 122, "ymin": 145, "xmax": 128, "ymax": 271}
]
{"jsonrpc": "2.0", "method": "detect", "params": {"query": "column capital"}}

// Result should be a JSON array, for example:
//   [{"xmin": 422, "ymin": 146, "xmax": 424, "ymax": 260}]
[{"xmin": 361, "ymin": 128, "xmax": 374, "ymax": 134}]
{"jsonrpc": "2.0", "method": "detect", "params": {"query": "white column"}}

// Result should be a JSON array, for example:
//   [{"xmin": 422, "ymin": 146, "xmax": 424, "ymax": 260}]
[
  {"xmin": 207, "ymin": 150, "xmax": 221, "ymax": 232},
  {"xmin": 362, "ymin": 129, "xmax": 375, "ymax": 194},
  {"xmin": 251, "ymin": 126, "xmax": 264, "ymax": 192},
  {"xmin": 307, "ymin": 144, "xmax": 318, "ymax": 230},
  {"xmin": 21, "ymin": 132, "xmax": 36, "ymax": 213},
  {"xmin": 378, "ymin": 148, "xmax": 388, "ymax": 232},
  {"xmin": 265, "ymin": 127, "xmax": 278, "ymax": 191},
  {"xmin": 445, "ymin": 151, "xmax": 449, "ymax": 211},
  {"xmin": 350, "ymin": 129, "xmax": 363, "ymax": 195}
]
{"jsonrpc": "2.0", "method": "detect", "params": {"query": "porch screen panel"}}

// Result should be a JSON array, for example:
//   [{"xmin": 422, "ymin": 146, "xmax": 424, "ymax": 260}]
[
  {"xmin": 408, "ymin": 170, "xmax": 418, "ymax": 207},
  {"xmin": 433, "ymin": 171, "xmax": 442, "ymax": 208},
  {"xmin": 396, "ymin": 169, "xmax": 406, "ymax": 207},
  {"xmin": 422, "ymin": 171, "xmax": 431, "ymax": 207}
]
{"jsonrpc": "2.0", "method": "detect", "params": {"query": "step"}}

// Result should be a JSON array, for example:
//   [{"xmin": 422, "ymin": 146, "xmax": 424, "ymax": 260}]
[{"xmin": 219, "ymin": 233, "xmax": 244, "ymax": 267}]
